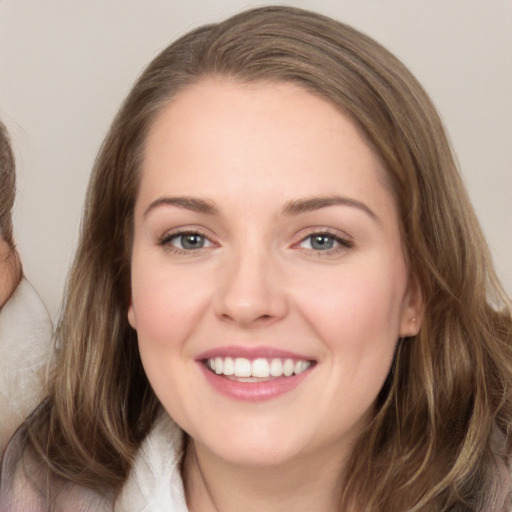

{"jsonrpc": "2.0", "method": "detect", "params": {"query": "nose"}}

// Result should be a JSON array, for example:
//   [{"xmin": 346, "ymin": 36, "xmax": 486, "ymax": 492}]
[{"xmin": 213, "ymin": 246, "xmax": 289, "ymax": 328}]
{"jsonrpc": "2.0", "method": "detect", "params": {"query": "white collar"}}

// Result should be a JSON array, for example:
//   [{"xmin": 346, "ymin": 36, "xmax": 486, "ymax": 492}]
[{"xmin": 115, "ymin": 411, "xmax": 188, "ymax": 511}]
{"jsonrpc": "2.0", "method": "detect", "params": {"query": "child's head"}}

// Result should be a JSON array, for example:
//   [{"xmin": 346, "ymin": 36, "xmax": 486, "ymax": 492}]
[
  {"xmin": 0, "ymin": 121, "xmax": 16, "ymax": 247},
  {"xmin": 0, "ymin": 120, "xmax": 22, "ymax": 305}
]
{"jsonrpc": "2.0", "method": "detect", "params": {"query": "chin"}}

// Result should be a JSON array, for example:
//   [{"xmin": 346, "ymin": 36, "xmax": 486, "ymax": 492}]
[
  {"xmin": 208, "ymin": 439, "xmax": 306, "ymax": 468},
  {"xmin": 189, "ymin": 416, "xmax": 328, "ymax": 469}
]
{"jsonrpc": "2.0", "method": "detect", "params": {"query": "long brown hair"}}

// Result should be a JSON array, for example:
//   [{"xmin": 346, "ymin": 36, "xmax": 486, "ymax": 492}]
[{"xmin": 18, "ymin": 6, "xmax": 512, "ymax": 510}]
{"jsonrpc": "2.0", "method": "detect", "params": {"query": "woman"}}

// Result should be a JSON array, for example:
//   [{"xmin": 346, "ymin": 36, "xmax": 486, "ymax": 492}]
[{"xmin": 1, "ymin": 6, "xmax": 510, "ymax": 511}]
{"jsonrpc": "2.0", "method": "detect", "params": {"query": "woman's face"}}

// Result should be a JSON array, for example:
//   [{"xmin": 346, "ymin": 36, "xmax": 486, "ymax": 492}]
[{"xmin": 128, "ymin": 78, "xmax": 421, "ymax": 469}]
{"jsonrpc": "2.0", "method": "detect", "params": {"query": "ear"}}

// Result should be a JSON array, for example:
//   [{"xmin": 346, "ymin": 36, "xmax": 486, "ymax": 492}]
[
  {"xmin": 127, "ymin": 300, "xmax": 137, "ymax": 329},
  {"xmin": 399, "ymin": 276, "xmax": 424, "ymax": 338}
]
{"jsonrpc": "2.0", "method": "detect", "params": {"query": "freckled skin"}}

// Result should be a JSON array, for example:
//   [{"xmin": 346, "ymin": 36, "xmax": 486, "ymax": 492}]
[{"xmin": 128, "ymin": 79, "xmax": 421, "ymax": 474}]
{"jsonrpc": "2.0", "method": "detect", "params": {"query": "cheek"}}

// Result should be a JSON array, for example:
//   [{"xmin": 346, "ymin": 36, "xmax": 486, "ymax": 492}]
[
  {"xmin": 130, "ymin": 262, "xmax": 215, "ymax": 416},
  {"xmin": 130, "ymin": 258, "xmax": 214, "ymax": 355},
  {"xmin": 294, "ymin": 254, "xmax": 408, "ymax": 365},
  {"xmin": 294, "ymin": 259, "xmax": 407, "ymax": 427}
]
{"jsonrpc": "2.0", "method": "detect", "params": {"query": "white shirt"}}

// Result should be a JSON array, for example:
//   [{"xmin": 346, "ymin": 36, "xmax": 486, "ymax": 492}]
[{"xmin": 0, "ymin": 278, "xmax": 53, "ymax": 453}]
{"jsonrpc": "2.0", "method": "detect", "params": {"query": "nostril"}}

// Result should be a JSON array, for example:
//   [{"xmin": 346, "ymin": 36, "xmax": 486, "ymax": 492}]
[
  {"xmin": 220, "ymin": 312, "xmax": 276, "ymax": 325},
  {"xmin": 253, "ymin": 314, "xmax": 275, "ymax": 324}
]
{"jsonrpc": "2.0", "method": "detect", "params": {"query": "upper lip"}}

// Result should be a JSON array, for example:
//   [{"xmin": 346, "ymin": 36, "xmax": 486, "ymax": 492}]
[{"xmin": 196, "ymin": 345, "xmax": 315, "ymax": 361}]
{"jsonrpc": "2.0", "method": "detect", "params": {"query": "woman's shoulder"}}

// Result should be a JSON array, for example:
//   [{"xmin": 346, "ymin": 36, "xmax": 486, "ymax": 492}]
[
  {"xmin": 0, "ymin": 428, "xmax": 111, "ymax": 512},
  {"xmin": 115, "ymin": 411, "xmax": 188, "ymax": 511},
  {"xmin": 1, "ymin": 411, "xmax": 187, "ymax": 512}
]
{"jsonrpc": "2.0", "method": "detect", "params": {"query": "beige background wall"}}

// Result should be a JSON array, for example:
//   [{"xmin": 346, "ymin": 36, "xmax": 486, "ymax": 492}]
[{"xmin": 1, "ymin": 0, "xmax": 511, "ymax": 320}]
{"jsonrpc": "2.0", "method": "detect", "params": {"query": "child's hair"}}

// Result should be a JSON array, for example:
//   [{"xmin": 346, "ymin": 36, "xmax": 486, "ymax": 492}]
[
  {"xmin": 14, "ymin": 6, "xmax": 512, "ymax": 510},
  {"xmin": 0, "ymin": 121, "xmax": 16, "ymax": 247}
]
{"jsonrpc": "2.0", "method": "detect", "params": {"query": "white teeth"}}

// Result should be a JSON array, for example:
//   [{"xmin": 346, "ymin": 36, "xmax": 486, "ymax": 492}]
[
  {"xmin": 234, "ymin": 358, "xmax": 252, "ymax": 377},
  {"xmin": 252, "ymin": 358, "xmax": 270, "ymax": 378},
  {"xmin": 223, "ymin": 357, "xmax": 234, "ymax": 375},
  {"xmin": 270, "ymin": 358, "xmax": 283, "ymax": 377},
  {"xmin": 283, "ymin": 359, "xmax": 294, "ymax": 377},
  {"xmin": 207, "ymin": 356, "xmax": 312, "ymax": 378},
  {"xmin": 294, "ymin": 360, "xmax": 309, "ymax": 375},
  {"xmin": 214, "ymin": 357, "xmax": 223, "ymax": 375}
]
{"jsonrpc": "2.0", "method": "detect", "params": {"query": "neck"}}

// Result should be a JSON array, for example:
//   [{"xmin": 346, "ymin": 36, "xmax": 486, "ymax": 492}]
[{"xmin": 182, "ymin": 438, "xmax": 350, "ymax": 512}]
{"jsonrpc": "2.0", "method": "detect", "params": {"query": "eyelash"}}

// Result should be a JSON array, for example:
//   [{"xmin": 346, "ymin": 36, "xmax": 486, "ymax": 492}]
[
  {"xmin": 295, "ymin": 230, "xmax": 353, "ymax": 256},
  {"xmin": 158, "ymin": 229, "xmax": 214, "ymax": 255},
  {"xmin": 158, "ymin": 229, "xmax": 353, "ymax": 256}
]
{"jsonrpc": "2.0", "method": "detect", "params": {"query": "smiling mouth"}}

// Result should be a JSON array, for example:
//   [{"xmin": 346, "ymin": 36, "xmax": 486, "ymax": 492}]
[{"xmin": 204, "ymin": 357, "xmax": 314, "ymax": 381}]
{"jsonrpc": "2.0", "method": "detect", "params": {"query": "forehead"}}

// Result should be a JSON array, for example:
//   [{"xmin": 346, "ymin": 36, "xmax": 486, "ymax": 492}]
[{"xmin": 138, "ymin": 78, "xmax": 395, "ymax": 221}]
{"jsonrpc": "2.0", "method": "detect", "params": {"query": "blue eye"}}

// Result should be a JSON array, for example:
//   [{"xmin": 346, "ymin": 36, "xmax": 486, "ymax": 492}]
[
  {"xmin": 299, "ymin": 233, "xmax": 351, "ymax": 251},
  {"xmin": 310, "ymin": 234, "xmax": 335, "ymax": 250},
  {"xmin": 163, "ymin": 232, "xmax": 213, "ymax": 251}
]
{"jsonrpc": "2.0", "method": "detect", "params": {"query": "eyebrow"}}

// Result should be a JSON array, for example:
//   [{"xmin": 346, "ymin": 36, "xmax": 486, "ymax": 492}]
[
  {"xmin": 281, "ymin": 195, "xmax": 378, "ymax": 220},
  {"xmin": 144, "ymin": 196, "xmax": 219, "ymax": 217},
  {"xmin": 143, "ymin": 194, "xmax": 377, "ymax": 221}
]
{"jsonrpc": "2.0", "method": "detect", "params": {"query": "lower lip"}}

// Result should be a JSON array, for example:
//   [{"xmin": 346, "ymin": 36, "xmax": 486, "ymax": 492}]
[{"xmin": 198, "ymin": 363, "xmax": 312, "ymax": 402}]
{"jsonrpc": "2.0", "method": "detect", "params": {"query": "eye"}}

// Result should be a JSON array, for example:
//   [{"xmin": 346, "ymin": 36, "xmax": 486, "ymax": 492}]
[
  {"xmin": 298, "ymin": 232, "xmax": 352, "ymax": 252},
  {"xmin": 160, "ymin": 231, "xmax": 214, "ymax": 251}
]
